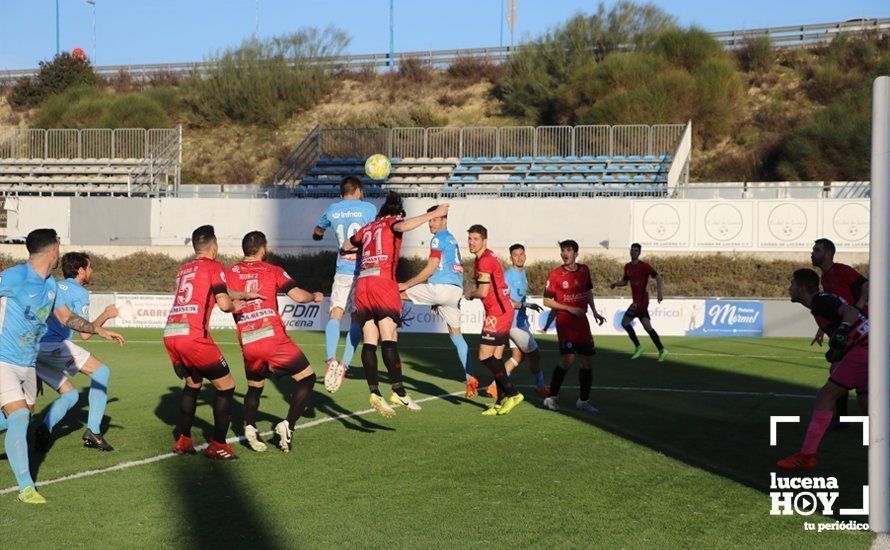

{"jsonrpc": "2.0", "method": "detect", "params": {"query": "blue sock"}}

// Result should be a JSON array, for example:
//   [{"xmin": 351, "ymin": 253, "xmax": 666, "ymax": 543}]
[
  {"xmin": 534, "ymin": 370, "xmax": 546, "ymax": 387},
  {"xmin": 0, "ymin": 414, "xmax": 7, "ymax": 432},
  {"xmin": 449, "ymin": 334, "xmax": 472, "ymax": 381},
  {"xmin": 340, "ymin": 322, "xmax": 361, "ymax": 370},
  {"xmin": 43, "ymin": 390, "xmax": 78, "ymax": 433},
  {"xmin": 325, "ymin": 319, "xmax": 340, "ymax": 361},
  {"xmin": 5, "ymin": 409, "xmax": 34, "ymax": 490},
  {"xmin": 88, "ymin": 364, "xmax": 110, "ymax": 433}
]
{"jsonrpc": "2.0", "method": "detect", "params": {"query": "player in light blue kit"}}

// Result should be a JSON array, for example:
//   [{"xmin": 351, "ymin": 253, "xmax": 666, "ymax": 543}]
[
  {"xmin": 0, "ymin": 229, "xmax": 124, "ymax": 504},
  {"xmin": 499, "ymin": 243, "xmax": 548, "ymax": 399},
  {"xmin": 34, "ymin": 252, "xmax": 119, "ymax": 453},
  {"xmin": 313, "ymin": 176, "xmax": 377, "ymax": 393},
  {"xmin": 400, "ymin": 205, "xmax": 475, "ymax": 396}
]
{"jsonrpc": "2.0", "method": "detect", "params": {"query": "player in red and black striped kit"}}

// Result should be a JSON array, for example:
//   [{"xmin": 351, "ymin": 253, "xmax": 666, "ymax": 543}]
[
  {"xmin": 464, "ymin": 224, "xmax": 525, "ymax": 416},
  {"xmin": 341, "ymin": 192, "xmax": 450, "ymax": 418},
  {"xmin": 778, "ymin": 269, "xmax": 869, "ymax": 470},
  {"xmin": 810, "ymin": 238, "xmax": 868, "ymax": 427},
  {"xmin": 541, "ymin": 240, "xmax": 606, "ymax": 413},
  {"xmin": 610, "ymin": 243, "xmax": 668, "ymax": 362}
]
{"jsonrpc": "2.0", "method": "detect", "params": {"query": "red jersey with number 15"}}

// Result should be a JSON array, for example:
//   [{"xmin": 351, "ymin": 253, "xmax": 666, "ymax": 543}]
[
  {"xmin": 474, "ymin": 249, "xmax": 511, "ymax": 315},
  {"xmin": 165, "ymin": 257, "xmax": 228, "ymax": 338},
  {"xmin": 350, "ymin": 217, "xmax": 403, "ymax": 281},
  {"xmin": 225, "ymin": 261, "xmax": 298, "ymax": 343}
]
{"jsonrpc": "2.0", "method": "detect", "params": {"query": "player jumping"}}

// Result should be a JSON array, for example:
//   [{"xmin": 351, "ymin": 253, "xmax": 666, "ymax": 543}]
[
  {"xmin": 398, "ymin": 205, "xmax": 475, "ymax": 396},
  {"xmin": 34, "ymin": 252, "xmax": 118, "ymax": 452},
  {"xmin": 313, "ymin": 176, "xmax": 377, "ymax": 394},
  {"xmin": 0, "ymin": 229, "xmax": 124, "ymax": 504},
  {"xmin": 542, "ymin": 240, "xmax": 606, "ymax": 413},
  {"xmin": 227, "ymin": 231, "xmax": 324, "ymax": 453},
  {"xmin": 163, "ymin": 225, "xmax": 260, "ymax": 460},
  {"xmin": 610, "ymin": 243, "xmax": 668, "ymax": 362},
  {"xmin": 778, "ymin": 268, "xmax": 869, "ymax": 469},
  {"xmin": 494, "ymin": 243, "xmax": 548, "ymax": 399},
  {"xmin": 465, "ymin": 224, "xmax": 524, "ymax": 416},
  {"xmin": 341, "ymin": 192, "xmax": 449, "ymax": 417},
  {"xmin": 810, "ymin": 238, "xmax": 869, "ymax": 428}
]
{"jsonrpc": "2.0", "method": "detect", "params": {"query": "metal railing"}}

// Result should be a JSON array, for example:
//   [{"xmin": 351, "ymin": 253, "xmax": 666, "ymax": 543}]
[
  {"xmin": 127, "ymin": 126, "xmax": 182, "ymax": 197},
  {"xmin": 275, "ymin": 123, "xmax": 684, "ymax": 185},
  {"xmin": 1, "ymin": 18, "xmax": 887, "ymax": 82},
  {"xmin": 0, "ymin": 127, "xmax": 178, "ymax": 159}
]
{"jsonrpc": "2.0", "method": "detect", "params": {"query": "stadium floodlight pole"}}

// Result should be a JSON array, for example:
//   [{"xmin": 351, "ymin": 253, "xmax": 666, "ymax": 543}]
[
  {"xmin": 55, "ymin": 0, "xmax": 60, "ymax": 55},
  {"xmin": 500, "ymin": 0, "xmax": 504, "ymax": 47},
  {"xmin": 871, "ymin": 75, "xmax": 890, "ymax": 534},
  {"xmin": 389, "ymin": 0, "xmax": 395, "ymax": 71},
  {"xmin": 87, "ymin": 0, "xmax": 96, "ymax": 64},
  {"xmin": 254, "ymin": 0, "xmax": 259, "ymax": 42}
]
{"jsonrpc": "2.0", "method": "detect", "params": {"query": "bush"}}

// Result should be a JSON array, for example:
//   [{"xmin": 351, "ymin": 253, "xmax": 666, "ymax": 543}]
[
  {"xmin": 494, "ymin": 1, "xmax": 677, "ymax": 124},
  {"xmin": 395, "ymin": 57, "xmax": 433, "ymax": 84},
  {"xmin": 446, "ymin": 56, "xmax": 502, "ymax": 82},
  {"xmin": 735, "ymin": 36, "xmax": 774, "ymax": 72},
  {"xmin": 0, "ymin": 252, "xmax": 865, "ymax": 298},
  {"xmin": 182, "ymin": 27, "xmax": 349, "ymax": 127},
  {"xmin": 9, "ymin": 52, "xmax": 97, "ymax": 109},
  {"xmin": 32, "ymin": 86, "xmax": 170, "ymax": 129},
  {"xmin": 651, "ymin": 27, "xmax": 722, "ymax": 71}
]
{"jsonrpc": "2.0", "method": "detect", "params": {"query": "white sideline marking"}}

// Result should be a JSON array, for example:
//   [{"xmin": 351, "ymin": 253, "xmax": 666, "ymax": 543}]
[
  {"xmin": 83, "ymin": 339, "xmax": 826, "ymax": 360},
  {"xmin": 2, "ymin": 383, "xmax": 821, "ymax": 495},
  {"xmin": 0, "ymin": 390, "xmax": 464, "ymax": 495}
]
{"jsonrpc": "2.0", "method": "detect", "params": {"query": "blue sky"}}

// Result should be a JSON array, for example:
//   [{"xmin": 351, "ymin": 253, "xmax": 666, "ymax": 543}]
[{"xmin": 0, "ymin": 1, "xmax": 885, "ymax": 70}]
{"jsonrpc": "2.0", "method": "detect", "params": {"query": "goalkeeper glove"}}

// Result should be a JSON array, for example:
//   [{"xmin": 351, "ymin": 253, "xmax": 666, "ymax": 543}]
[{"xmin": 825, "ymin": 322, "xmax": 852, "ymax": 363}]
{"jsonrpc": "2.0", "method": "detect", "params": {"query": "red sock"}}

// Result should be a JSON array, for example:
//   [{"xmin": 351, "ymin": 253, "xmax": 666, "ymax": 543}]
[{"xmin": 801, "ymin": 410, "xmax": 834, "ymax": 454}]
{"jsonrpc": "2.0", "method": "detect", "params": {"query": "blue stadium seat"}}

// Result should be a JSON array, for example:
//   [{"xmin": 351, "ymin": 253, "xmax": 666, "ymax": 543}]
[
  {"xmin": 602, "ymin": 175, "xmax": 615, "ymax": 183},
  {"xmin": 461, "ymin": 176, "xmax": 476, "ymax": 183},
  {"xmin": 628, "ymin": 155, "xmax": 642, "ymax": 161},
  {"xmin": 535, "ymin": 156, "xmax": 549, "ymax": 162},
  {"xmin": 390, "ymin": 157, "xmax": 402, "ymax": 163},
  {"xmin": 491, "ymin": 156, "xmax": 504, "ymax": 163},
  {"xmin": 447, "ymin": 176, "xmax": 462, "ymax": 183},
  {"xmin": 580, "ymin": 155, "xmax": 594, "ymax": 162},
  {"xmin": 520, "ymin": 156, "xmax": 534, "ymax": 163},
  {"xmin": 575, "ymin": 165, "xmax": 589, "ymax": 172},
  {"xmin": 618, "ymin": 174, "xmax": 631, "ymax": 182},
  {"xmin": 595, "ymin": 155, "xmax": 609, "ymax": 162},
  {"xmin": 643, "ymin": 155, "xmax": 656, "ymax": 162},
  {"xmin": 556, "ymin": 175, "xmax": 569, "ymax": 182},
  {"xmin": 539, "ymin": 175, "xmax": 554, "ymax": 182},
  {"xmin": 565, "ymin": 155, "xmax": 578, "ymax": 161},
  {"xmin": 622, "ymin": 165, "xmax": 635, "ymax": 171},
  {"xmin": 530, "ymin": 165, "xmax": 545, "ymax": 173},
  {"xmin": 612, "ymin": 155, "xmax": 626, "ymax": 162},
  {"xmin": 508, "ymin": 176, "xmax": 522, "ymax": 183},
  {"xmin": 592, "ymin": 165, "xmax": 606, "ymax": 172},
  {"xmin": 570, "ymin": 175, "xmax": 585, "ymax": 182},
  {"xmin": 560, "ymin": 165, "xmax": 573, "ymax": 172},
  {"xmin": 525, "ymin": 175, "xmax": 538, "ymax": 183},
  {"xmin": 585, "ymin": 175, "xmax": 600, "ymax": 183},
  {"xmin": 477, "ymin": 156, "xmax": 490, "ymax": 163},
  {"xmin": 550, "ymin": 156, "xmax": 564, "ymax": 162},
  {"xmin": 514, "ymin": 165, "xmax": 529, "ymax": 171},
  {"xmin": 460, "ymin": 157, "xmax": 473, "ymax": 163},
  {"xmin": 470, "ymin": 166, "xmax": 483, "ymax": 172},
  {"xmin": 633, "ymin": 175, "xmax": 647, "ymax": 182},
  {"xmin": 660, "ymin": 155, "xmax": 672, "ymax": 162},
  {"xmin": 454, "ymin": 166, "xmax": 468, "ymax": 173},
  {"xmin": 544, "ymin": 165, "xmax": 558, "ymax": 172},
  {"xmin": 506, "ymin": 156, "xmax": 519, "ymax": 163}
]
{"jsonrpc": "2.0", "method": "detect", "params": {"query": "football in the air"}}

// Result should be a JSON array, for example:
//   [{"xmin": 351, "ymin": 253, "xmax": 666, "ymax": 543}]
[{"xmin": 364, "ymin": 154, "xmax": 392, "ymax": 181}]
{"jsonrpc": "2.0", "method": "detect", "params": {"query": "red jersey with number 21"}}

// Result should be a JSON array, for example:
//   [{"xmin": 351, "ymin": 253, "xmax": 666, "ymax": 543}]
[
  {"xmin": 350, "ymin": 217, "xmax": 403, "ymax": 281},
  {"xmin": 226, "ymin": 261, "xmax": 298, "ymax": 344},
  {"xmin": 545, "ymin": 264, "xmax": 593, "ymax": 326},
  {"xmin": 165, "ymin": 257, "xmax": 228, "ymax": 338}
]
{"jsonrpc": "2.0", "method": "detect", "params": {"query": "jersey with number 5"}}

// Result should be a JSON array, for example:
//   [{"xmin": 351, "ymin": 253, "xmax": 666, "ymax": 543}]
[
  {"xmin": 164, "ymin": 257, "xmax": 228, "ymax": 338},
  {"xmin": 349, "ymin": 216, "xmax": 403, "ymax": 281},
  {"xmin": 316, "ymin": 199, "xmax": 378, "ymax": 276}
]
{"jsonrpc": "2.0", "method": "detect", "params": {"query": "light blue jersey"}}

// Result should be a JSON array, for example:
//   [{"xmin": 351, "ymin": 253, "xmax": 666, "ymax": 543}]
[
  {"xmin": 42, "ymin": 278, "xmax": 90, "ymax": 343},
  {"xmin": 0, "ymin": 263, "xmax": 58, "ymax": 368},
  {"xmin": 428, "ymin": 229, "xmax": 463, "ymax": 287},
  {"xmin": 504, "ymin": 267, "xmax": 529, "ymax": 329},
  {"xmin": 317, "ymin": 199, "xmax": 378, "ymax": 276}
]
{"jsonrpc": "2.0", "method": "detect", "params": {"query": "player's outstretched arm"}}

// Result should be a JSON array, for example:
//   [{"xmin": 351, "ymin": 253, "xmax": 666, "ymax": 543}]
[
  {"xmin": 655, "ymin": 273, "xmax": 665, "ymax": 303},
  {"xmin": 80, "ymin": 304, "xmax": 119, "ymax": 341},
  {"xmin": 399, "ymin": 257, "xmax": 440, "ymax": 292},
  {"xmin": 287, "ymin": 287, "xmax": 324, "ymax": 305},
  {"xmin": 587, "ymin": 294, "xmax": 606, "ymax": 325},
  {"xmin": 312, "ymin": 226, "xmax": 325, "ymax": 241},
  {"xmin": 392, "ymin": 204, "xmax": 450, "ymax": 233},
  {"xmin": 54, "ymin": 305, "xmax": 125, "ymax": 345},
  {"xmin": 543, "ymin": 296, "xmax": 584, "ymax": 318},
  {"xmin": 609, "ymin": 278, "xmax": 628, "ymax": 289}
]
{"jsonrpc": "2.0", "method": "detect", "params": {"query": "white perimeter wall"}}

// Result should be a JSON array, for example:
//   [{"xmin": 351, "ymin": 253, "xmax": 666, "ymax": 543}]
[{"xmin": 2, "ymin": 196, "xmax": 869, "ymax": 261}]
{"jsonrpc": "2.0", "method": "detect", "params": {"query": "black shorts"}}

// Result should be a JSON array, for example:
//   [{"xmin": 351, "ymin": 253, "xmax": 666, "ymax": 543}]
[
  {"xmin": 558, "ymin": 340, "xmax": 595, "ymax": 356},
  {"xmin": 624, "ymin": 307, "xmax": 650, "ymax": 320}
]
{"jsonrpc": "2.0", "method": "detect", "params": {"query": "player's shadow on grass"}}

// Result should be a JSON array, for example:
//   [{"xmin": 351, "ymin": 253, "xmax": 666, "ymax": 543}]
[
  {"xmin": 27, "ymin": 390, "xmax": 120, "ymax": 480},
  {"xmin": 664, "ymin": 338, "xmax": 826, "ymax": 371},
  {"xmin": 265, "ymin": 376, "xmax": 395, "ymax": 434},
  {"xmin": 532, "ymin": 347, "xmax": 869, "ymax": 514},
  {"xmin": 154, "ymin": 385, "xmax": 280, "ymax": 447},
  {"xmin": 162, "ymin": 452, "xmax": 284, "ymax": 550}
]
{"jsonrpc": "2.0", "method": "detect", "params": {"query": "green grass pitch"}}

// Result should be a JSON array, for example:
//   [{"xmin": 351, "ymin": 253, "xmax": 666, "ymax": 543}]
[{"xmin": 0, "ymin": 329, "xmax": 875, "ymax": 548}]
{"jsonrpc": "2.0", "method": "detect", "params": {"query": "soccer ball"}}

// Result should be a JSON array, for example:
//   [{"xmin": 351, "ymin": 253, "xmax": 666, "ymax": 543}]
[{"xmin": 364, "ymin": 154, "xmax": 392, "ymax": 181}]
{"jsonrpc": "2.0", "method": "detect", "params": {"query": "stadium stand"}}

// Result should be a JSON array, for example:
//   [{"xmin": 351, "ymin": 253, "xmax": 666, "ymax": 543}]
[
  {"xmin": 0, "ymin": 127, "xmax": 182, "ymax": 197},
  {"xmin": 275, "ymin": 123, "xmax": 691, "ymax": 198}
]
